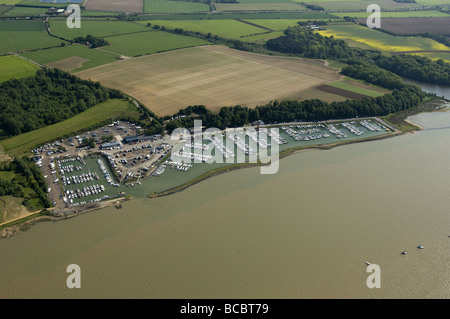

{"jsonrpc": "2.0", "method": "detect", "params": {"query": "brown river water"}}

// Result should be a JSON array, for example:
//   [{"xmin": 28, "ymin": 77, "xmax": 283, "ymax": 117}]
[{"xmin": 0, "ymin": 111, "xmax": 449, "ymax": 299}]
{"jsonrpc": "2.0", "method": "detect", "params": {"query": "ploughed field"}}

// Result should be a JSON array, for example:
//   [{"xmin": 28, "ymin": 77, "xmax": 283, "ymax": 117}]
[
  {"xmin": 355, "ymin": 17, "xmax": 450, "ymax": 37},
  {"xmin": 76, "ymin": 45, "xmax": 341, "ymax": 116}
]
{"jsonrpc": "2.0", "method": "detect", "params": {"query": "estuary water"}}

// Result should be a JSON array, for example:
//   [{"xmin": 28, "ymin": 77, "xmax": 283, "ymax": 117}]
[
  {"xmin": 1, "ymin": 112, "xmax": 449, "ymax": 299},
  {"xmin": 404, "ymin": 78, "xmax": 450, "ymax": 100}
]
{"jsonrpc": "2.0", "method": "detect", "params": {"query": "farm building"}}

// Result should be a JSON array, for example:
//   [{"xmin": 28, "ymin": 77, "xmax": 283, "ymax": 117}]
[
  {"xmin": 140, "ymin": 135, "xmax": 161, "ymax": 142},
  {"xmin": 100, "ymin": 142, "xmax": 121, "ymax": 149},
  {"xmin": 122, "ymin": 135, "xmax": 139, "ymax": 144}
]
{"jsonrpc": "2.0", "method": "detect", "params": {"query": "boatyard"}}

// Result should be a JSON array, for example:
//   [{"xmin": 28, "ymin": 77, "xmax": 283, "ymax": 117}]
[
  {"xmin": 58, "ymin": 156, "xmax": 115, "ymax": 207},
  {"xmin": 35, "ymin": 118, "xmax": 394, "ymax": 210},
  {"xmin": 34, "ymin": 120, "xmax": 174, "ymax": 209}
]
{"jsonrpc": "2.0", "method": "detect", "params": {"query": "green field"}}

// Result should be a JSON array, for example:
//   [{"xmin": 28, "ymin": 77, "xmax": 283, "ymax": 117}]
[
  {"xmin": 415, "ymin": 0, "xmax": 450, "ymax": 5},
  {"xmin": 138, "ymin": 19, "xmax": 267, "ymax": 39},
  {"xmin": 1, "ymin": 6, "xmax": 49, "ymax": 15},
  {"xmin": 306, "ymin": 0, "xmax": 360, "ymax": 1},
  {"xmin": 333, "ymin": 10, "xmax": 450, "ymax": 18},
  {"xmin": 305, "ymin": 0, "xmax": 421, "ymax": 10},
  {"xmin": 0, "ymin": 5, "xmax": 12, "ymax": 14},
  {"xmin": 239, "ymin": 0, "xmax": 300, "ymax": 3},
  {"xmin": 0, "ymin": 20, "xmax": 62, "ymax": 54},
  {"xmin": 81, "ymin": 10, "xmax": 122, "ymax": 16},
  {"xmin": 328, "ymin": 78, "xmax": 389, "ymax": 97},
  {"xmin": 1, "ymin": 99, "xmax": 139, "ymax": 156},
  {"xmin": 143, "ymin": 0, "xmax": 210, "ymax": 13},
  {"xmin": 214, "ymin": 2, "xmax": 306, "ymax": 12},
  {"xmin": 48, "ymin": 18, "xmax": 148, "ymax": 40},
  {"xmin": 20, "ymin": 44, "xmax": 120, "ymax": 72},
  {"xmin": 0, "ymin": 55, "xmax": 39, "ymax": 82},
  {"xmin": 133, "ymin": 12, "xmax": 334, "ymax": 20},
  {"xmin": 104, "ymin": 31, "xmax": 210, "ymax": 57},
  {"xmin": 242, "ymin": 19, "xmax": 315, "ymax": 31},
  {"xmin": 16, "ymin": 0, "xmax": 69, "ymax": 6},
  {"xmin": 241, "ymin": 31, "xmax": 283, "ymax": 44},
  {"xmin": 318, "ymin": 24, "xmax": 450, "ymax": 53},
  {"xmin": 0, "ymin": 0, "xmax": 24, "ymax": 4},
  {"xmin": 411, "ymin": 52, "xmax": 450, "ymax": 63}
]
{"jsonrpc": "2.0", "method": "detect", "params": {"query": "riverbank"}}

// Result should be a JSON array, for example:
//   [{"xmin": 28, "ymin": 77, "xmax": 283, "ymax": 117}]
[
  {"xmin": 0, "ymin": 109, "xmax": 437, "ymax": 239},
  {"xmin": 148, "ymin": 117, "xmax": 401, "ymax": 199},
  {"xmin": 3, "ymin": 112, "xmax": 450, "ymax": 299},
  {"xmin": 382, "ymin": 96, "xmax": 448, "ymax": 133},
  {"xmin": 0, "ymin": 197, "xmax": 128, "ymax": 239}
]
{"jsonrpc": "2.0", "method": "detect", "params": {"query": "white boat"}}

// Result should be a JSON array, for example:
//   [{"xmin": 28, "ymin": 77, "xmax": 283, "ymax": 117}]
[{"xmin": 417, "ymin": 245, "xmax": 424, "ymax": 249}]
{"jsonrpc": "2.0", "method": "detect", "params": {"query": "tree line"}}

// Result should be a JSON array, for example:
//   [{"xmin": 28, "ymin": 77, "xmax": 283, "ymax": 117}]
[
  {"xmin": 73, "ymin": 34, "xmax": 109, "ymax": 48},
  {"xmin": 265, "ymin": 25, "xmax": 450, "ymax": 87},
  {"xmin": 163, "ymin": 84, "xmax": 427, "ymax": 133},
  {"xmin": 0, "ymin": 157, "xmax": 51, "ymax": 210},
  {"xmin": 0, "ymin": 68, "xmax": 124, "ymax": 136},
  {"xmin": 301, "ymin": 3, "xmax": 325, "ymax": 11}
]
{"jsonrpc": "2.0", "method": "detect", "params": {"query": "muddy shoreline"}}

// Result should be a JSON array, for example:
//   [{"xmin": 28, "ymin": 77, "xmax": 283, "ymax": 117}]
[
  {"xmin": 0, "ymin": 197, "xmax": 127, "ymax": 239},
  {"xmin": 148, "ymin": 118, "xmax": 401, "ymax": 199},
  {"xmin": 0, "ymin": 117, "xmax": 405, "ymax": 239}
]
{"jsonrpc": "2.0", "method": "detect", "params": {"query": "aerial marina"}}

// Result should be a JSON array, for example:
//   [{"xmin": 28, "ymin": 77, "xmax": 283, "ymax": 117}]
[
  {"xmin": 246, "ymin": 129, "xmax": 270, "ymax": 149},
  {"xmin": 342, "ymin": 122, "xmax": 364, "ymax": 136},
  {"xmin": 208, "ymin": 135, "xmax": 235, "ymax": 159},
  {"xmin": 227, "ymin": 133, "xmax": 256, "ymax": 155},
  {"xmin": 54, "ymin": 155, "xmax": 124, "ymax": 207},
  {"xmin": 37, "ymin": 118, "xmax": 394, "ymax": 207}
]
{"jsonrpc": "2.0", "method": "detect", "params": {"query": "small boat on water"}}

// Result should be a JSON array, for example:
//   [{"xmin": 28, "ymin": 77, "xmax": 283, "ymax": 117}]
[
  {"xmin": 417, "ymin": 245, "xmax": 425, "ymax": 249},
  {"xmin": 401, "ymin": 251, "xmax": 407, "ymax": 255},
  {"xmin": 365, "ymin": 262, "xmax": 371, "ymax": 266}
]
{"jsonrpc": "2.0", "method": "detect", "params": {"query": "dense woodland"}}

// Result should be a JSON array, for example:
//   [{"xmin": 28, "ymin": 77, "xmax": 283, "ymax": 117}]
[
  {"xmin": 266, "ymin": 26, "xmax": 355, "ymax": 60},
  {"xmin": 0, "ymin": 157, "xmax": 51, "ymax": 209},
  {"xmin": 266, "ymin": 26, "xmax": 450, "ymax": 86},
  {"xmin": 302, "ymin": 3, "xmax": 325, "ymax": 11},
  {"xmin": 164, "ymin": 84, "xmax": 426, "ymax": 133},
  {"xmin": 0, "ymin": 68, "xmax": 124, "ymax": 136},
  {"xmin": 73, "ymin": 34, "xmax": 109, "ymax": 48},
  {"xmin": 373, "ymin": 55, "xmax": 450, "ymax": 86},
  {"xmin": 340, "ymin": 63, "xmax": 404, "ymax": 90}
]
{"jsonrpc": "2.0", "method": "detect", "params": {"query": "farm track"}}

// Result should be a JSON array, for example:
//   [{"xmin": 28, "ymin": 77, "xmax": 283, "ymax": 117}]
[
  {"xmin": 14, "ymin": 53, "xmax": 44, "ymax": 68},
  {"xmin": 235, "ymin": 19, "xmax": 274, "ymax": 32}
]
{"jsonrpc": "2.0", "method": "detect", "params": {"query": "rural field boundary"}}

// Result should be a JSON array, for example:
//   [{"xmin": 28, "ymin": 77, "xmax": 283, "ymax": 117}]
[{"xmin": 14, "ymin": 53, "xmax": 44, "ymax": 68}]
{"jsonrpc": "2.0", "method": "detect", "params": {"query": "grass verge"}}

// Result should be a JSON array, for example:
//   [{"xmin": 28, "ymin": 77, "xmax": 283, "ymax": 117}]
[{"xmin": 0, "ymin": 99, "xmax": 139, "ymax": 156}]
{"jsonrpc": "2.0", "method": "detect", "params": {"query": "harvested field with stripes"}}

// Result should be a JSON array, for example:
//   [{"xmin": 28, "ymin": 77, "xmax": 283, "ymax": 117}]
[{"xmin": 76, "ymin": 45, "xmax": 342, "ymax": 116}]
